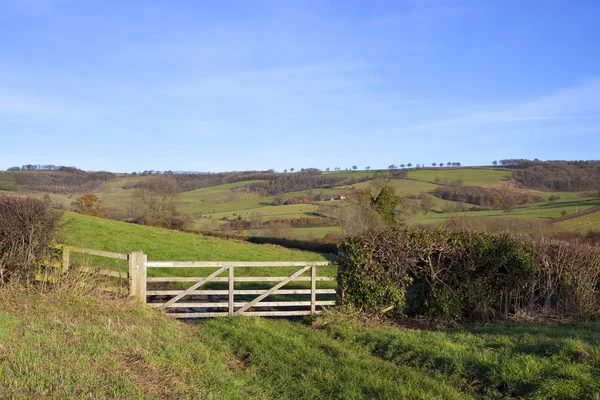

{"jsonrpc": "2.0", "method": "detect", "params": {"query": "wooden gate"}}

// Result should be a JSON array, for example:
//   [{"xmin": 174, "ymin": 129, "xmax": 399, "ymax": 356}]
[{"xmin": 140, "ymin": 259, "xmax": 336, "ymax": 318}]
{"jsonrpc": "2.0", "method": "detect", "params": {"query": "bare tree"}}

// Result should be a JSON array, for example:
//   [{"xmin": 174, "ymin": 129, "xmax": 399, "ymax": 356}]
[
  {"xmin": 132, "ymin": 175, "xmax": 182, "ymax": 227},
  {"xmin": 420, "ymin": 195, "xmax": 434, "ymax": 215}
]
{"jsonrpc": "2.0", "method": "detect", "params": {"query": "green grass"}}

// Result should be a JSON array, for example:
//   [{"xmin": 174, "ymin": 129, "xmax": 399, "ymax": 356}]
[
  {"xmin": 61, "ymin": 212, "xmax": 335, "ymax": 289},
  {"xmin": 557, "ymin": 209, "xmax": 600, "ymax": 232},
  {"xmin": 3, "ymin": 291, "xmax": 598, "ymax": 399},
  {"xmin": 323, "ymin": 170, "xmax": 377, "ymax": 179},
  {"xmin": 62, "ymin": 212, "xmax": 327, "ymax": 263},
  {"xmin": 408, "ymin": 168, "xmax": 511, "ymax": 187},
  {"xmin": 316, "ymin": 316, "xmax": 600, "ymax": 399}
]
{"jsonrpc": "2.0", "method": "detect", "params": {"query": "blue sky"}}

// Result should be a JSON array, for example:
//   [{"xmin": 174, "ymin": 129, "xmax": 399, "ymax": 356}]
[{"xmin": 1, "ymin": 0, "xmax": 599, "ymax": 172}]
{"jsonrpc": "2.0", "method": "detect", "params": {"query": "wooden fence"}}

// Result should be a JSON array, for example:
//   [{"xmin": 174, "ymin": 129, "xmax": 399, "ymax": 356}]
[
  {"xmin": 36, "ymin": 245, "xmax": 130, "ymax": 291},
  {"xmin": 50, "ymin": 247, "xmax": 337, "ymax": 318}
]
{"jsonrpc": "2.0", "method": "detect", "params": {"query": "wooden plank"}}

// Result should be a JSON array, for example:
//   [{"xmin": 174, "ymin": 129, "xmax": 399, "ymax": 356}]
[
  {"xmin": 167, "ymin": 311, "xmax": 324, "ymax": 318},
  {"xmin": 165, "ymin": 312, "xmax": 230, "ymax": 318},
  {"xmin": 311, "ymin": 264, "xmax": 316, "ymax": 315},
  {"xmin": 228, "ymin": 266, "xmax": 234, "ymax": 316},
  {"xmin": 235, "ymin": 266, "xmax": 311, "ymax": 315},
  {"xmin": 62, "ymin": 245, "xmax": 70, "ymax": 273},
  {"xmin": 149, "ymin": 301, "xmax": 337, "ymax": 308},
  {"xmin": 147, "ymin": 289, "xmax": 337, "ymax": 296},
  {"xmin": 160, "ymin": 266, "xmax": 229, "ymax": 310},
  {"xmin": 78, "ymin": 267, "xmax": 128, "ymax": 279},
  {"xmin": 146, "ymin": 276, "xmax": 335, "ymax": 283},
  {"xmin": 145, "ymin": 261, "xmax": 330, "ymax": 268},
  {"xmin": 70, "ymin": 246, "xmax": 129, "ymax": 260}
]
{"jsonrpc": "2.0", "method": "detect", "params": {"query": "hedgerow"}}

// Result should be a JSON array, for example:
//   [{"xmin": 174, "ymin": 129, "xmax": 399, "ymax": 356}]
[{"xmin": 338, "ymin": 228, "xmax": 600, "ymax": 321}]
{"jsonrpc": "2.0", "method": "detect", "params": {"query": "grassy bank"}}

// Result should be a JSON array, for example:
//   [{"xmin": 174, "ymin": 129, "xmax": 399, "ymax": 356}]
[
  {"xmin": 1, "ymin": 291, "xmax": 599, "ymax": 399},
  {"xmin": 62, "ymin": 212, "xmax": 328, "ymax": 262}
]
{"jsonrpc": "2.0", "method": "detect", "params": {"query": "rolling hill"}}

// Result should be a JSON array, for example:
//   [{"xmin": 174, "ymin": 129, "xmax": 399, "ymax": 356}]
[{"xmin": 2, "ymin": 166, "xmax": 599, "ymax": 238}]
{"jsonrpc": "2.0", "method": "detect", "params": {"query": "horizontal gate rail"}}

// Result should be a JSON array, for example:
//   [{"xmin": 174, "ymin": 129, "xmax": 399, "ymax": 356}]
[
  {"xmin": 147, "ymin": 289, "xmax": 336, "ymax": 296},
  {"xmin": 146, "ymin": 276, "xmax": 335, "ymax": 282},
  {"xmin": 149, "ymin": 301, "xmax": 337, "ymax": 308},
  {"xmin": 145, "ymin": 261, "xmax": 330, "ymax": 268}
]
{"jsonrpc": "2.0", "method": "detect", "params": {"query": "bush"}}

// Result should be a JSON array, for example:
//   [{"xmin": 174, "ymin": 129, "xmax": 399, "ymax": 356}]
[
  {"xmin": 338, "ymin": 228, "xmax": 600, "ymax": 322},
  {"xmin": 0, "ymin": 195, "xmax": 64, "ymax": 283}
]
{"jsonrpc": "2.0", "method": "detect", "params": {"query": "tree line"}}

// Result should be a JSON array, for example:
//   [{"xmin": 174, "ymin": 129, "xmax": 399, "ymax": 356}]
[
  {"xmin": 1, "ymin": 170, "xmax": 114, "ymax": 194},
  {"xmin": 512, "ymin": 161, "xmax": 600, "ymax": 191},
  {"xmin": 433, "ymin": 185, "xmax": 544, "ymax": 211}
]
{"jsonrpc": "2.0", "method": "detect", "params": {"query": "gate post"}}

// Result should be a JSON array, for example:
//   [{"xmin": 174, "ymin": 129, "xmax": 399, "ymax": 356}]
[
  {"xmin": 61, "ymin": 245, "xmax": 70, "ymax": 273},
  {"xmin": 129, "ymin": 250, "xmax": 147, "ymax": 303}
]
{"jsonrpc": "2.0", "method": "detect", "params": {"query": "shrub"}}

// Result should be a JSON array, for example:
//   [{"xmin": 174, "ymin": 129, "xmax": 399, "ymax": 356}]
[
  {"xmin": 548, "ymin": 195, "xmax": 561, "ymax": 201},
  {"xmin": 71, "ymin": 193, "xmax": 105, "ymax": 217},
  {"xmin": 337, "ymin": 231, "xmax": 410, "ymax": 311},
  {"xmin": 338, "ymin": 228, "xmax": 600, "ymax": 322},
  {"xmin": 525, "ymin": 238, "xmax": 600, "ymax": 318},
  {"xmin": 0, "ymin": 195, "xmax": 64, "ymax": 283}
]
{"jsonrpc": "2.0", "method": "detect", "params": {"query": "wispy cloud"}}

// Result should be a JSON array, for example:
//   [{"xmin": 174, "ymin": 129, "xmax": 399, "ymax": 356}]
[{"xmin": 407, "ymin": 77, "xmax": 600, "ymax": 132}]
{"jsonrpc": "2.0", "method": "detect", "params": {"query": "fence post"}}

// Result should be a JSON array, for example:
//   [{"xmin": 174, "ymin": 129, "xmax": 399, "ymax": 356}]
[
  {"xmin": 229, "ymin": 266, "xmax": 234, "ymax": 316},
  {"xmin": 311, "ymin": 263, "xmax": 316, "ymax": 315},
  {"xmin": 129, "ymin": 250, "xmax": 147, "ymax": 303},
  {"xmin": 61, "ymin": 245, "xmax": 70, "ymax": 273}
]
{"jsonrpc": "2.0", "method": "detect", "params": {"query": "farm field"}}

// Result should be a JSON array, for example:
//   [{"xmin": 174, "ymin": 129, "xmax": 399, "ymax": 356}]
[
  {"xmin": 62, "ymin": 212, "xmax": 328, "ymax": 263},
  {"xmin": 407, "ymin": 168, "xmax": 511, "ymax": 186},
  {"xmin": 557, "ymin": 209, "xmax": 600, "ymax": 232},
  {"xmin": 2, "ymin": 291, "xmax": 598, "ymax": 399},
  {"xmin": 3, "ymin": 167, "xmax": 599, "ymax": 238}
]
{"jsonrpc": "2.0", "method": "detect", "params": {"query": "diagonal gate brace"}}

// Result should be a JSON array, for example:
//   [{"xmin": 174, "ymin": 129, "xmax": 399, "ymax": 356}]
[
  {"xmin": 235, "ymin": 265, "xmax": 312, "ymax": 315},
  {"xmin": 160, "ymin": 266, "xmax": 229, "ymax": 310}
]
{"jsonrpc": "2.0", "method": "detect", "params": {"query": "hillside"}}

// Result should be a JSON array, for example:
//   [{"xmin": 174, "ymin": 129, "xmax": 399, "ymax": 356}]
[
  {"xmin": 62, "ymin": 212, "xmax": 327, "ymax": 262},
  {"xmin": 3, "ymin": 165, "xmax": 600, "ymax": 238}
]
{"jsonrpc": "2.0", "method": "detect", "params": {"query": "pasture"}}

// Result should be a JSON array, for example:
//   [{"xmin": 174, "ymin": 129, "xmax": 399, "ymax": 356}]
[{"xmin": 2, "ymin": 291, "xmax": 598, "ymax": 399}]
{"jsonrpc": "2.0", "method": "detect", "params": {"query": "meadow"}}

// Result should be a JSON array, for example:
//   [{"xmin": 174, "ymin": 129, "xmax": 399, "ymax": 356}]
[{"xmin": 1, "ymin": 291, "xmax": 598, "ymax": 399}]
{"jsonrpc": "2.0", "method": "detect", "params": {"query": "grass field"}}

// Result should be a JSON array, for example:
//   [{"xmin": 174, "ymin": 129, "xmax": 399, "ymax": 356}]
[
  {"xmin": 408, "ymin": 168, "xmax": 511, "ymax": 186},
  {"xmin": 557, "ymin": 209, "xmax": 600, "ymax": 232},
  {"xmin": 62, "ymin": 212, "xmax": 328, "ymax": 263},
  {"xmin": 61, "ymin": 212, "xmax": 335, "ymax": 291},
  {"xmin": 2, "ymin": 291, "xmax": 598, "ymax": 399}
]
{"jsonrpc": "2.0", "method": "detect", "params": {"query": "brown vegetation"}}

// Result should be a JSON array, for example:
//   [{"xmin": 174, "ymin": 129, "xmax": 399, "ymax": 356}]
[
  {"xmin": 71, "ymin": 193, "xmax": 105, "ymax": 217},
  {"xmin": 0, "ymin": 195, "xmax": 64, "ymax": 283},
  {"xmin": 131, "ymin": 175, "xmax": 189, "ymax": 230},
  {"xmin": 4, "ymin": 170, "xmax": 114, "ymax": 194},
  {"xmin": 513, "ymin": 160, "xmax": 600, "ymax": 191},
  {"xmin": 433, "ymin": 185, "xmax": 544, "ymax": 209}
]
